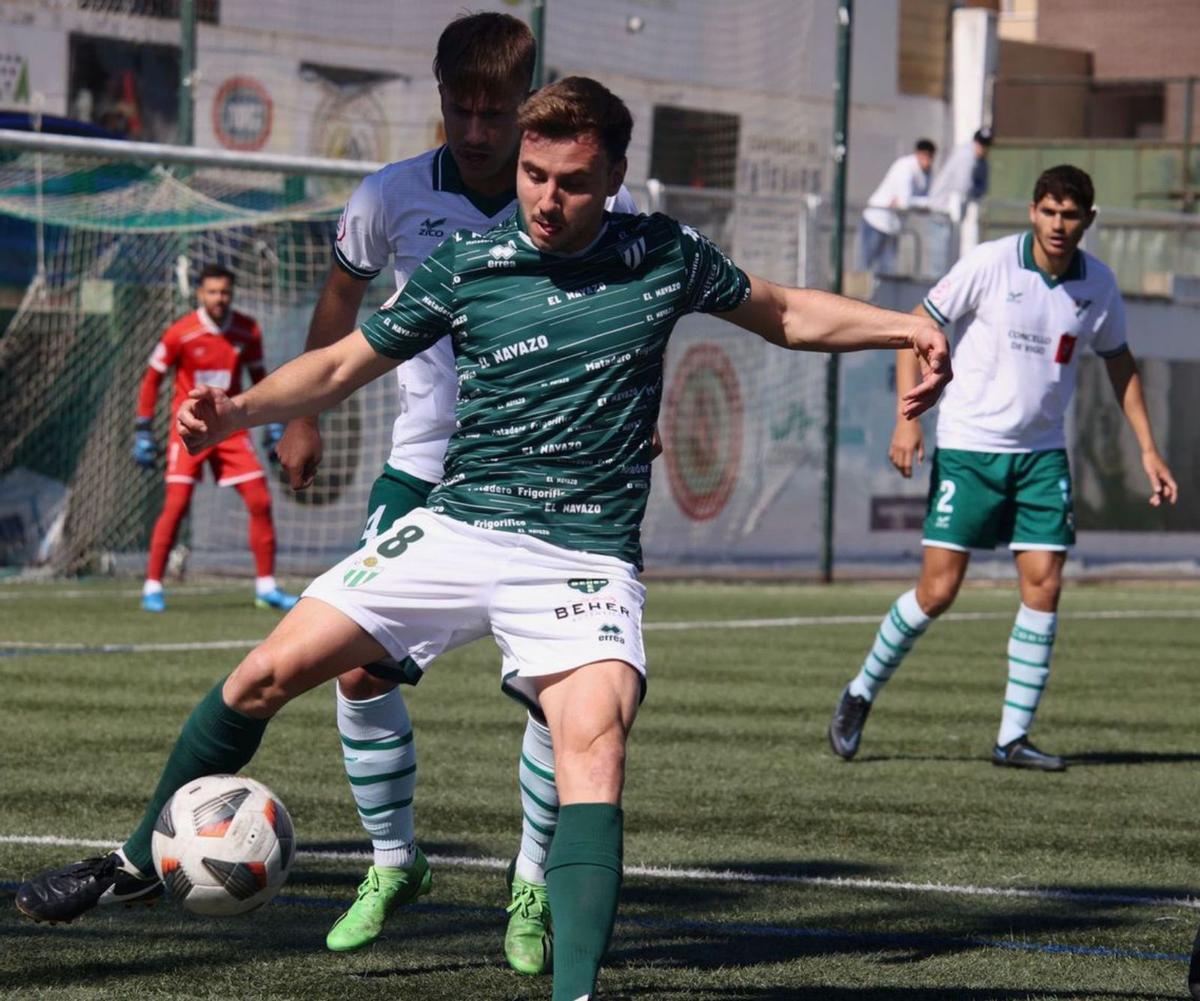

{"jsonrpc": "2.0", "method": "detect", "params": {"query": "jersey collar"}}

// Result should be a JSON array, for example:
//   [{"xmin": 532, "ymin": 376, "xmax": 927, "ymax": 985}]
[
  {"xmin": 197, "ymin": 307, "xmax": 232, "ymax": 333},
  {"xmin": 515, "ymin": 207, "xmax": 611, "ymax": 258},
  {"xmin": 1019, "ymin": 230, "xmax": 1085, "ymax": 288},
  {"xmin": 432, "ymin": 145, "xmax": 516, "ymax": 218}
]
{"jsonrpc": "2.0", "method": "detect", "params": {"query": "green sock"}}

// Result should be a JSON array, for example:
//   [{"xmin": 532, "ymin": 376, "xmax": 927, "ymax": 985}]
[
  {"xmin": 545, "ymin": 803, "xmax": 623, "ymax": 1001},
  {"xmin": 123, "ymin": 680, "xmax": 269, "ymax": 875}
]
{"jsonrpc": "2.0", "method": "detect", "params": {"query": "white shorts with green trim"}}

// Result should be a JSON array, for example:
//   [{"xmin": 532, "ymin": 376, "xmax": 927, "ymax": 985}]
[{"xmin": 303, "ymin": 507, "xmax": 647, "ymax": 709}]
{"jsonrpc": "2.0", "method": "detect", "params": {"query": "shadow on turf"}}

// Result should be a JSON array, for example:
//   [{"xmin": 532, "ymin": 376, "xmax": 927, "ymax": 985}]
[
  {"xmin": 1067, "ymin": 750, "xmax": 1200, "ymax": 767},
  {"xmin": 602, "ymin": 989, "xmax": 1173, "ymax": 1000}
]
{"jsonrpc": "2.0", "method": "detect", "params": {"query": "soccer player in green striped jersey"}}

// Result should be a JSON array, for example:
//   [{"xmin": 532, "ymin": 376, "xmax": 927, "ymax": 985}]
[{"xmin": 19, "ymin": 77, "xmax": 950, "ymax": 1001}]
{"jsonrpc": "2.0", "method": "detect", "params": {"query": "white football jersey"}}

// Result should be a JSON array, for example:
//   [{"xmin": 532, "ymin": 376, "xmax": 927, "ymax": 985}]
[
  {"xmin": 923, "ymin": 231, "xmax": 1127, "ymax": 452},
  {"xmin": 334, "ymin": 145, "xmax": 639, "ymax": 483}
]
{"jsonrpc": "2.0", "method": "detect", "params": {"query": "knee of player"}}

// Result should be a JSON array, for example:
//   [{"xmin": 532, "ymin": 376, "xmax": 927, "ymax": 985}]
[
  {"xmin": 337, "ymin": 667, "xmax": 395, "ymax": 701},
  {"xmin": 916, "ymin": 580, "xmax": 958, "ymax": 617},
  {"xmin": 224, "ymin": 646, "xmax": 293, "ymax": 717}
]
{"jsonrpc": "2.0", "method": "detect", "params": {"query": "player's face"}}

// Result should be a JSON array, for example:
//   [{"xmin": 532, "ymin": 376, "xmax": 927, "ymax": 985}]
[
  {"xmin": 517, "ymin": 131, "xmax": 625, "ymax": 254},
  {"xmin": 197, "ymin": 277, "xmax": 233, "ymax": 323},
  {"xmin": 1029, "ymin": 194, "xmax": 1094, "ymax": 262},
  {"xmin": 915, "ymin": 149, "xmax": 934, "ymax": 173},
  {"xmin": 439, "ymin": 85, "xmax": 524, "ymax": 192}
]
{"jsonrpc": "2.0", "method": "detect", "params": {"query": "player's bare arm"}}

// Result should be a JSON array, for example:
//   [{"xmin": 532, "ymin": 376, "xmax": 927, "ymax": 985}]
[
  {"xmin": 722, "ymin": 274, "xmax": 951, "ymax": 418},
  {"xmin": 275, "ymin": 264, "xmax": 372, "ymax": 490},
  {"xmin": 178, "ymin": 330, "xmax": 395, "ymax": 453},
  {"xmin": 889, "ymin": 303, "xmax": 933, "ymax": 477},
  {"xmin": 1103, "ymin": 347, "xmax": 1178, "ymax": 506}
]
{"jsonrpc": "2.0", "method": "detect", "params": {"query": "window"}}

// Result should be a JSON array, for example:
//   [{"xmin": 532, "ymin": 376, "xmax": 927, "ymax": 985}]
[{"xmin": 68, "ymin": 34, "xmax": 180, "ymax": 142}]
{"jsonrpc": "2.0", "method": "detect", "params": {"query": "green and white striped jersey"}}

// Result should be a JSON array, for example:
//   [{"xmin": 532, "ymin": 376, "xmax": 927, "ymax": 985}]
[{"xmin": 360, "ymin": 210, "xmax": 751, "ymax": 567}]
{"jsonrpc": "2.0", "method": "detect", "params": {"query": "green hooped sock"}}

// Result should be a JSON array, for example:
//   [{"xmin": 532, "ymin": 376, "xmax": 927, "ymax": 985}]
[
  {"xmin": 545, "ymin": 803, "xmax": 623, "ymax": 1001},
  {"xmin": 123, "ymin": 679, "xmax": 269, "ymax": 875}
]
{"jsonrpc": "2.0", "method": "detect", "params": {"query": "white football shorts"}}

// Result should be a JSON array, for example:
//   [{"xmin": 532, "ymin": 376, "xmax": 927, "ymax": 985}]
[{"xmin": 303, "ymin": 508, "xmax": 647, "ymax": 708}]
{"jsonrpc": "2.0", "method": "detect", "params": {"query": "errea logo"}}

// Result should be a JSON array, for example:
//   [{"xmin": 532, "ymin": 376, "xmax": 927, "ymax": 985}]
[
  {"xmin": 488, "ymin": 242, "xmax": 518, "ymax": 268},
  {"xmin": 419, "ymin": 217, "xmax": 447, "ymax": 237},
  {"xmin": 598, "ymin": 623, "xmax": 625, "ymax": 643}
]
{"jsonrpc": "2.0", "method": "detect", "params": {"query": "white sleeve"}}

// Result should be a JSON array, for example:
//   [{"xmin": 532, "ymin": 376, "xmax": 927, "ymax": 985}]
[
  {"xmin": 332, "ymin": 172, "xmax": 391, "ymax": 281},
  {"xmin": 922, "ymin": 244, "xmax": 992, "ymax": 326},
  {"xmin": 1091, "ymin": 289, "xmax": 1128, "ymax": 358},
  {"xmin": 606, "ymin": 185, "xmax": 639, "ymax": 214}
]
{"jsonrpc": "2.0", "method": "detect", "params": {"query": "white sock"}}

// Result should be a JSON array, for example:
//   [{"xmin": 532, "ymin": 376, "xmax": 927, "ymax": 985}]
[
  {"xmin": 143, "ymin": 579, "xmax": 163, "ymax": 596},
  {"xmin": 336, "ymin": 685, "xmax": 417, "ymax": 869},
  {"xmin": 997, "ymin": 603, "xmax": 1057, "ymax": 747},
  {"xmin": 255, "ymin": 575, "xmax": 277, "ymax": 595},
  {"xmin": 848, "ymin": 589, "xmax": 933, "ymax": 702},
  {"xmin": 515, "ymin": 713, "xmax": 557, "ymax": 885}
]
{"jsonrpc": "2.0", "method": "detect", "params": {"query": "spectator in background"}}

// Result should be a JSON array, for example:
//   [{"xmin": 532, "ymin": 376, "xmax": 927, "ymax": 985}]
[
  {"xmin": 930, "ymin": 127, "xmax": 993, "ymax": 221},
  {"xmin": 858, "ymin": 138, "xmax": 936, "ymax": 275}
]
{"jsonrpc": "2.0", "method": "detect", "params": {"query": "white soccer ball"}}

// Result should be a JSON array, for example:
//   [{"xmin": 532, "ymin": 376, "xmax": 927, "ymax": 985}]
[{"xmin": 150, "ymin": 774, "xmax": 295, "ymax": 917}]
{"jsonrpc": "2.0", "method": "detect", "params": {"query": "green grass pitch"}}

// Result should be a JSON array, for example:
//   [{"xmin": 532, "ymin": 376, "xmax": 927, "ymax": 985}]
[{"xmin": 1, "ymin": 578, "xmax": 1197, "ymax": 999}]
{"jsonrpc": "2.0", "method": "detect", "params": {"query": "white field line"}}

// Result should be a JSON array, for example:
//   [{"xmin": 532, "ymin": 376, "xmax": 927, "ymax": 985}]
[
  {"xmin": 0, "ymin": 585, "xmax": 237, "ymax": 600},
  {"xmin": 1, "ymin": 608, "xmax": 1198, "ymax": 654},
  {"xmin": 2, "ymin": 834, "xmax": 1196, "ymax": 912}
]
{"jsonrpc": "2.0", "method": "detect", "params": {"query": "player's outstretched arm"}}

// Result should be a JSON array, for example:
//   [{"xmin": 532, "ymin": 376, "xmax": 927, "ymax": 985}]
[
  {"xmin": 276, "ymin": 264, "xmax": 372, "ymax": 490},
  {"xmin": 722, "ymin": 274, "xmax": 952, "ymax": 419},
  {"xmin": 177, "ymin": 330, "xmax": 396, "ymax": 454},
  {"xmin": 1103, "ymin": 348, "xmax": 1178, "ymax": 507}
]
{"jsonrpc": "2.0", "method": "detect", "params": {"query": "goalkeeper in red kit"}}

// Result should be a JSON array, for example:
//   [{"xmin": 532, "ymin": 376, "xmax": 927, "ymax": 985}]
[{"xmin": 133, "ymin": 264, "xmax": 298, "ymax": 612}]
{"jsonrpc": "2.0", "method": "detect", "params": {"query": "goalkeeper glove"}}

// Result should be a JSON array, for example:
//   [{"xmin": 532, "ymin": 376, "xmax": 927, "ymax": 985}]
[
  {"xmin": 132, "ymin": 418, "xmax": 159, "ymax": 468},
  {"xmin": 263, "ymin": 422, "xmax": 286, "ymax": 465}
]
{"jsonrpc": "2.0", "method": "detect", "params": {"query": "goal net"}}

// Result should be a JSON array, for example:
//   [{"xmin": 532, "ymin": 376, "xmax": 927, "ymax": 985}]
[{"xmin": 0, "ymin": 135, "xmax": 395, "ymax": 576}]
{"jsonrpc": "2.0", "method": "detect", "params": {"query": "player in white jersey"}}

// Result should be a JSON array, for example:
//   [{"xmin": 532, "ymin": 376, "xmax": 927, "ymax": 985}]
[
  {"xmin": 830, "ymin": 165, "xmax": 1178, "ymax": 771},
  {"xmin": 271, "ymin": 13, "xmax": 640, "ymax": 967}
]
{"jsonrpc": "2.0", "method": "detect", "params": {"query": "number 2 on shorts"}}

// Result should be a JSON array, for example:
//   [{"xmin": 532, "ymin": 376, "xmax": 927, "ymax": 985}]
[
  {"xmin": 935, "ymin": 479, "xmax": 956, "ymax": 514},
  {"xmin": 377, "ymin": 524, "xmax": 425, "ymax": 558}
]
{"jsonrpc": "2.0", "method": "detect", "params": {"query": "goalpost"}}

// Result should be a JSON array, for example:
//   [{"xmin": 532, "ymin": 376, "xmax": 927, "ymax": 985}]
[{"xmin": 0, "ymin": 129, "xmax": 396, "ymax": 577}]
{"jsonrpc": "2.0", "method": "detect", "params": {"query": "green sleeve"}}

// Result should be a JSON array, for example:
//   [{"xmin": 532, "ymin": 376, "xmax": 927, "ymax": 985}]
[
  {"xmin": 360, "ymin": 234, "xmax": 458, "ymax": 359},
  {"xmin": 673, "ymin": 218, "xmax": 752, "ymax": 314}
]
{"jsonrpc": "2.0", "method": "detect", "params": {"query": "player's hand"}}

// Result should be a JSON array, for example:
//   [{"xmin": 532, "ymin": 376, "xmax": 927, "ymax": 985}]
[
  {"xmin": 275, "ymin": 417, "xmax": 323, "ymax": 491},
  {"xmin": 132, "ymin": 419, "xmax": 159, "ymax": 468},
  {"xmin": 262, "ymin": 423, "xmax": 286, "ymax": 466},
  {"xmin": 900, "ymin": 321, "xmax": 951, "ymax": 420},
  {"xmin": 888, "ymin": 419, "xmax": 925, "ymax": 478},
  {"xmin": 1141, "ymin": 449, "xmax": 1178, "ymax": 507},
  {"xmin": 177, "ymin": 386, "xmax": 240, "ymax": 455}
]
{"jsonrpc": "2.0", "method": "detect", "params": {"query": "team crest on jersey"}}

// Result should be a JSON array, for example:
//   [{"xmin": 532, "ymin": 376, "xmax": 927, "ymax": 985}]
[
  {"xmin": 618, "ymin": 237, "xmax": 646, "ymax": 271},
  {"xmin": 419, "ymin": 217, "xmax": 447, "ymax": 237},
  {"xmin": 568, "ymin": 578, "xmax": 609, "ymax": 594},
  {"xmin": 343, "ymin": 555, "xmax": 381, "ymax": 589}
]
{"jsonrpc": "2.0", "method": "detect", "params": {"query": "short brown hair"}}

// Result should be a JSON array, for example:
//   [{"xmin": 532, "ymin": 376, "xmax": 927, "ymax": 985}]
[
  {"xmin": 198, "ymin": 263, "xmax": 234, "ymax": 285},
  {"xmin": 517, "ymin": 76, "xmax": 633, "ymax": 164},
  {"xmin": 434, "ymin": 12, "xmax": 535, "ymax": 99},
  {"xmin": 1033, "ymin": 164, "xmax": 1095, "ymax": 214}
]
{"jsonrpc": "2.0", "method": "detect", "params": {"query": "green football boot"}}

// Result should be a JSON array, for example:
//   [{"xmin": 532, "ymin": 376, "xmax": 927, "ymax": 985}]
[
  {"xmin": 325, "ymin": 849, "xmax": 432, "ymax": 953},
  {"xmin": 504, "ymin": 858, "xmax": 553, "ymax": 975}
]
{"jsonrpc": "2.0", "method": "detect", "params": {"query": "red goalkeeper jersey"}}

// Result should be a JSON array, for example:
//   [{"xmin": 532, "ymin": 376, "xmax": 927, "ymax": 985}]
[{"xmin": 137, "ymin": 308, "xmax": 266, "ymax": 420}]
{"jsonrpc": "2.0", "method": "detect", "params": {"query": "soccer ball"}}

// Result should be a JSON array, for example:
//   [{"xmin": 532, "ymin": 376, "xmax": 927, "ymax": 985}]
[{"xmin": 151, "ymin": 774, "xmax": 295, "ymax": 916}]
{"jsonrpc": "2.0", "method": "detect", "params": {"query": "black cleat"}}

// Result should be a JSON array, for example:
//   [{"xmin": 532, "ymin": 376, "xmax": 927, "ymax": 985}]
[
  {"xmin": 828, "ymin": 684, "xmax": 872, "ymax": 761},
  {"xmin": 1188, "ymin": 923, "xmax": 1200, "ymax": 1000},
  {"xmin": 15, "ymin": 851, "xmax": 163, "ymax": 924},
  {"xmin": 991, "ymin": 736, "xmax": 1067, "ymax": 772}
]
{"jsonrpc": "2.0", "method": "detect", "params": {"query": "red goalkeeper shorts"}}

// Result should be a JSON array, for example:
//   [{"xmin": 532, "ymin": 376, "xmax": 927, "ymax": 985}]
[{"xmin": 166, "ymin": 430, "xmax": 265, "ymax": 487}]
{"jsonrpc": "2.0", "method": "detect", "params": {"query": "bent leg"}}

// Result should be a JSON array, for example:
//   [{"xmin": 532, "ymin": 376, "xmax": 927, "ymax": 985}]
[
  {"xmin": 536, "ymin": 660, "xmax": 640, "ymax": 1001},
  {"xmin": 122, "ymin": 598, "xmax": 388, "ymax": 874}
]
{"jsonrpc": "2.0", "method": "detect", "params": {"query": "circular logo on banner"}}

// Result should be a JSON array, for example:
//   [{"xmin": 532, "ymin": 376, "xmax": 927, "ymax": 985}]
[
  {"xmin": 213, "ymin": 77, "xmax": 273, "ymax": 151},
  {"xmin": 664, "ymin": 343, "xmax": 743, "ymax": 521}
]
